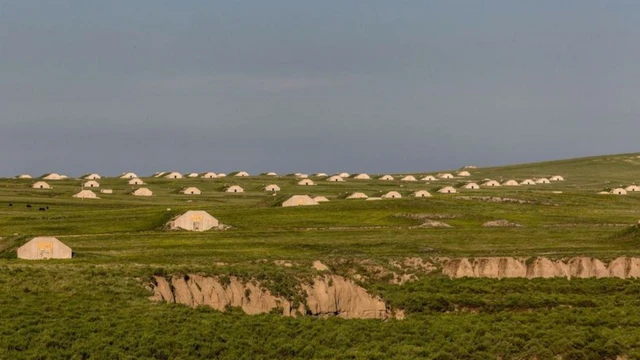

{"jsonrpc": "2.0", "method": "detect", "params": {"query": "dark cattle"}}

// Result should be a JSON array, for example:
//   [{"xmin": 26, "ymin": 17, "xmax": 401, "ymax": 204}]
[
  {"xmin": 39, "ymin": 208, "xmax": 46, "ymax": 211},
  {"xmin": 8, "ymin": 204, "xmax": 12, "ymax": 207},
  {"xmin": 26, "ymin": 204, "xmax": 32, "ymax": 208},
  {"xmin": 46, "ymin": 206, "xmax": 49, "ymax": 210}
]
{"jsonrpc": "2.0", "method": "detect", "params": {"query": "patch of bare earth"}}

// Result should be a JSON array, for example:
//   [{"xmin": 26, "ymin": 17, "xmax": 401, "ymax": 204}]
[
  {"xmin": 414, "ymin": 220, "xmax": 452, "ymax": 228},
  {"xmin": 482, "ymin": 219, "xmax": 523, "ymax": 227},
  {"xmin": 395, "ymin": 213, "xmax": 462, "ymax": 220},
  {"xmin": 312, "ymin": 260, "xmax": 329, "ymax": 271},
  {"xmin": 274, "ymin": 260, "xmax": 294, "ymax": 267}
]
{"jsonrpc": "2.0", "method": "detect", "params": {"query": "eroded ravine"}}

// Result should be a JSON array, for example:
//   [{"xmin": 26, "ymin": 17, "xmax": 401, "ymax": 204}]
[
  {"xmin": 440, "ymin": 256, "xmax": 640, "ymax": 279},
  {"xmin": 150, "ymin": 274, "xmax": 398, "ymax": 320}
]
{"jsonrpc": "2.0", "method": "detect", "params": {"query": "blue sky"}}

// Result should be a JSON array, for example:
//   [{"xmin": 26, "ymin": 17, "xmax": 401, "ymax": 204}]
[{"xmin": 1, "ymin": 1, "xmax": 639, "ymax": 176}]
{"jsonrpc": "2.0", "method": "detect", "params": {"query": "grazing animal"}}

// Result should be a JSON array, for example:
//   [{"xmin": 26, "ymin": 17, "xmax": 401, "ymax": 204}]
[
  {"xmin": 46, "ymin": 206, "xmax": 49, "ymax": 210},
  {"xmin": 39, "ymin": 208, "xmax": 46, "ymax": 211},
  {"xmin": 26, "ymin": 204, "xmax": 32, "ymax": 208},
  {"xmin": 8, "ymin": 203, "xmax": 12, "ymax": 207}
]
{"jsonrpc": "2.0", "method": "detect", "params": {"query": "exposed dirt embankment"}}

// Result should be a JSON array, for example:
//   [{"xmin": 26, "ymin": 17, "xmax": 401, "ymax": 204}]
[
  {"xmin": 150, "ymin": 274, "xmax": 396, "ymax": 319},
  {"xmin": 303, "ymin": 275, "xmax": 390, "ymax": 319},
  {"xmin": 441, "ymin": 257, "xmax": 640, "ymax": 279}
]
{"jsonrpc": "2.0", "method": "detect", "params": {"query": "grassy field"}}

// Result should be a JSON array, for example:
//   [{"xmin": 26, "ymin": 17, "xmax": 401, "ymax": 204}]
[{"xmin": 2, "ymin": 153, "xmax": 640, "ymax": 359}]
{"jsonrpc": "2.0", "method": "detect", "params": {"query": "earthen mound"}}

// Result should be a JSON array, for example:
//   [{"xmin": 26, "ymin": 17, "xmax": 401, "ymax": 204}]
[{"xmin": 419, "ymin": 220, "xmax": 451, "ymax": 228}]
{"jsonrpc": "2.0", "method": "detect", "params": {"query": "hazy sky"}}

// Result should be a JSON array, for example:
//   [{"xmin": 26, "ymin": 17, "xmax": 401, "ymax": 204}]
[{"xmin": 2, "ymin": 1, "xmax": 639, "ymax": 176}]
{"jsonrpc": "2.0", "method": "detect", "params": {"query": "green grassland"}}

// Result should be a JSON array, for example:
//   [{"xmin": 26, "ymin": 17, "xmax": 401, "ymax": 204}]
[{"xmin": 1, "ymin": 153, "xmax": 640, "ymax": 359}]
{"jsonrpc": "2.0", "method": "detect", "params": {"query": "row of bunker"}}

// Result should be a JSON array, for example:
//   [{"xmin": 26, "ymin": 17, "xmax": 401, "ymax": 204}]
[
  {"xmin": 18, "ymin": 171, "xmax": 477, "ymax": 180},
  {"xmin": 16, "ymin": 170, "xmax": 567, "ymax": 183},
  {"xmin": 28, "ymin": 172, "xmax": 570, "ymax": 199}
]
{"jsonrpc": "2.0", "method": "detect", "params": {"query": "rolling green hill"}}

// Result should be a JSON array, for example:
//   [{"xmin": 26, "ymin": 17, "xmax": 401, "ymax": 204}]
[{"xmin": 1, "ymin": 153, "xmax": 640, "ymax": 359}]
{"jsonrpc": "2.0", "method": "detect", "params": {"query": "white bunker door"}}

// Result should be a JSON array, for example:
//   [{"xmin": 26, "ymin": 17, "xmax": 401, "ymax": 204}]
[
  {"xmin": 191, "ymin": 214, "xmax": 203, "ymax": 231},
  {"xmin": 37, "ymin": 241, "xmax": 53, "ymax": 259}
]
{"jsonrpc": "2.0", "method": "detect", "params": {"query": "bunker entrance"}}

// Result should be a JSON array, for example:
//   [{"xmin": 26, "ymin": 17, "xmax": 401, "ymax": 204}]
[
  {"xmin": 37, "ymin": 242, "xmax": 53, "ymax": 259},
  {"xmin": 193, "ymin": 221, "xmax": 202, "ymax": 231}
]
